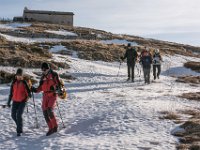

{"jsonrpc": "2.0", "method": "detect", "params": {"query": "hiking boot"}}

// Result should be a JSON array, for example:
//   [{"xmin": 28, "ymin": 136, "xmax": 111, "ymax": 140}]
[
  {"xmin": 46, "ymin": 129, "xmax": 54, "ymax": 136},
  {"xmin": 154, "ymin": 76, "xmax": 156, "ymax": 80},
  {"xmin": 157, "ymin": 75, "xmax": 159, "ymax": 79},
  {"xmin": 132, "ymin": 78, "xmax": 134, "ymax": 82},
  {"xmin": 53, "ymin": 127, "xmax": 58, "ymax": 133},
  {"xmin": 126, "ymin": 78, "xmax": 130, "ymax": 81},
  {"xmin": 17, "ymin": 133, "xmax": 21, "ymax": 137}
]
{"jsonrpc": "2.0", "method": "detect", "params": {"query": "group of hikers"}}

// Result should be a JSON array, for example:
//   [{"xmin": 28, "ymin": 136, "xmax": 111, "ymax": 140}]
[
  {"xmin": 7, "ymin": 63, "xmax": 64, "ymax": 136},
  {"xmin": 6, "ymin": 43, "xmax": 162, "ymax": 137},
  {"xmin": 121, "ymin": 43, "xmax": 163, "ymax": 84}
]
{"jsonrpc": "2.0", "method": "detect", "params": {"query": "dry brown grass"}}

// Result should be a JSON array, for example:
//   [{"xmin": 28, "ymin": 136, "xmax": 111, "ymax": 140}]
[
  {"xmin": 176, "ymin": 76, "xmax": 200, "ymax": 84},
  {"xmin": 179, "ymin": 109, "xmax": 200, "ymax": 117},
  {"xmin": 59, "ymin": 73, "xmax": 76, "ymax": 81},
  {"xmin": 0, "ymin": 41, "xmax": 69, "ymax": 69},
  {"xmin": 180, "ymin": 92, "xmax": 200, "ymax": 101},
  {"xmin": 173, "ymin": 112, "xmax": 200, "ymax": 150},
  {"xmin": 176, "ymin": 144, "xmax": 189, "ymax": 150},
  {"xmin": 1, "ymin": 22, "xmax": 200, "ymax": 65},
  {"xmin": 159, "ymin": 111, "xmax": 181, "ymax": 121},
  {"xmin": 61, "ymin": 40, "xmax": 125, "ymax": 62},
  {"xmin": 184, "ymin": 62, "xmax": 200, "ymax": 73}
]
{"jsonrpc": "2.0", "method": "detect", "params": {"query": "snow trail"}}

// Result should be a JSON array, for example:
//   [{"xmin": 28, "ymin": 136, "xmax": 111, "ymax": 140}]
[{"xmin": 0, "ymin": 54, "xmax": 199, "ymax": 150}]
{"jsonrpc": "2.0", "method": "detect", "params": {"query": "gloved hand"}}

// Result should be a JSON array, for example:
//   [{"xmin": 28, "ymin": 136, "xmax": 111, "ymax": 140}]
[
  {"xmin": 28, "ymin": 93, "xmax": 32, "ymax": 98},
  {"xmin": 58, "ymin": 92, "xmax": 63, "ymax": 96},
  {"xmin": 7, "ymin": 101, "xmax": 11, "ymax": 108},
  {"xmin": 120, "ymin": 57, "xmax": 124, "ymax": 61},
  {"xmin": 50, "ymin": 86, "xmax": 55, "ymax": 91},
  {"xmin": 31, "ymin": 86, "xmax": 37, "ymax": 93}
]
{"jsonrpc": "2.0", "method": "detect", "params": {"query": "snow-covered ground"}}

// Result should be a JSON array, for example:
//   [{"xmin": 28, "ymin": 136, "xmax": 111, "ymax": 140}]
[{"xmin": 0, "ymin": 54, "xmax": 199, "ymax": 150}]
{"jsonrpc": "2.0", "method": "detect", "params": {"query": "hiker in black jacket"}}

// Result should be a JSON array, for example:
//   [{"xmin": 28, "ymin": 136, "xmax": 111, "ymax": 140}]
[{"xmin": 121, "ymin": 43, "xmax": 138, "ymax": 82}]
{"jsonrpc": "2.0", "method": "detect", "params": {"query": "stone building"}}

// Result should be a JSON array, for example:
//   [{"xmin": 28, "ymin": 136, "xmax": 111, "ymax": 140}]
[{"xmin": 14, "ymin": 7, "xmax": 74, "ymax": 26}]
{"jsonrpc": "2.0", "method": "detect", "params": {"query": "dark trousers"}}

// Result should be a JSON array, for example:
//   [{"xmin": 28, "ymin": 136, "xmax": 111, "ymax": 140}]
[
  {"xmin": 11, "ymin": 101, "xmax": 26, "ymax": 133},
  {"xmin": 143, "ymin": 67, "xmax": 151, "ymax": 83},
  {"xmin": 127, "ymin": 63, "xmax": 135, "ymax": 80},
  {"xmin": 153, "ymin": 65, "xmax": 161, "ymax": 78}
]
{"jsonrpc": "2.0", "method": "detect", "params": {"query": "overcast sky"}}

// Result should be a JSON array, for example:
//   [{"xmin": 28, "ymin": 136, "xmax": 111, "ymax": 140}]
[{"xmin": 1, "ymin": 0, "xmax": 200, "ymax": 45}]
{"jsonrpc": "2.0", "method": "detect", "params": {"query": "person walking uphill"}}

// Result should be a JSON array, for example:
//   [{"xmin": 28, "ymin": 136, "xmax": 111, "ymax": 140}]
[
  {"xmin": 121, "ymin": 43, "xmax": 138, "ymax": 82},
  {"xmin": 140, "ymin": 47, "xmax": 152, "ymax": 84},
  {"xmin": 153, "ymin": 49, "xmax": 162, "ymax": 80},
  {"xmin": 31, "ymin": 62, "xmax": 62, "ymax": 136},
  {"xmin": 7, "ymin": 68, "xmax": 31, "ymax": 136}
]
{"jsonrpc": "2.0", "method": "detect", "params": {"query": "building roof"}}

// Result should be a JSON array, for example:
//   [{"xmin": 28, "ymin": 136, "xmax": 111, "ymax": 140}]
[{"xmin": 24, "ymin": 9, "xmax": 74, "ymax": 15}]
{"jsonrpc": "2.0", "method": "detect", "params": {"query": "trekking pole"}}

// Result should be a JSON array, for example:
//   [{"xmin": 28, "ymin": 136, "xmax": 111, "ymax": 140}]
[
  {"xmin": 26, "ymin": 102, "xmax": 29, "ymax": 113},
  {"xmin": 56, "ymin": 101, "xmax": 65, "ymax": 128},
  {"xmin": 137, "ymin": 63, "xmax": 141, "ymax": 82},
  {"xmin": 32, "ymin": 92, "xmax": 39, "ymax": 128},
  {"xmin": 117, "ymin": 61, "xmax": 122, "ymax": 77}
]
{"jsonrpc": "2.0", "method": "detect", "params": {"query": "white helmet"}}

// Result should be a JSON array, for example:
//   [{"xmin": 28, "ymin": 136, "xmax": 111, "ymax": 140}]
[{"xmin": 155, "ymin": 49, "xmax": 159, "ymax": 53}]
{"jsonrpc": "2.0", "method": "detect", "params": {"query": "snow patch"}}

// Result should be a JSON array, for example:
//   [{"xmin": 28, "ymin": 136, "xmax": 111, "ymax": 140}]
[
  {"xmin": 0, "ymin": 23, "xmax": 31, "ymax": 30},
  {"xmin": 171, "ymin": 126, "xmax": 185, "ymax": 135},
  {"xmin": 100, "ymin": 39, "xmax": 138, "ymax": 46},
  {"xmin": 0, "ymin": 33, "xmax": 71, "ymax": 43},
  {"xmin": 49, "ymin": 44, "xmax": 78, "ymax": 58},
  {"xmin": 162, "ymin": 66, "xmax": 200, "ymax": 77},
  {"xmin": 49, "ymin": 45, "xmax": 68, "ymax": 53},
  {"xmin": 162, "ymin": 55, "xmax": 200, "ymax": 77},
  {"xmin": 45, "ymin": 30, "xmax": 78, "ymax": 37}
]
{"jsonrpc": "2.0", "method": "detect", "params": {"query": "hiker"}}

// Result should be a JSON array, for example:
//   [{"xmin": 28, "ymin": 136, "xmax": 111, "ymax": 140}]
[
  {"xmin": 7, "ymin": 68, "xmax": 31, "ymax": 136},
  {"xmin": 153, "ymin": 49, "xmax": 162, "ymax": 80},
  {"xmin": 140, "ymin": 47, "xmax": 152, "ymax": 84},
  {"xmin": 31, "ymin": 62, "xmax": 62, "ymax": 136},
  {"xmin": 121, "ymin": 43, "xmax": 138, "ymax": 82}
]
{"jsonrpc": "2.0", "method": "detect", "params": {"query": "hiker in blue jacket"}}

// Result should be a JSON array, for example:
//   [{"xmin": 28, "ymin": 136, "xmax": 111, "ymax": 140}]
[{"xmin": 140, "ymin": 47, "xmax": 152, "ymax": 84}]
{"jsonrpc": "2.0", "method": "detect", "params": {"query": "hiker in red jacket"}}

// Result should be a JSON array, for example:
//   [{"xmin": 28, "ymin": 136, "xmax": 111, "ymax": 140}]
[
  {"xmin": 7, "ymin": 68, "xmax": 31, "ymax": 136},
  {"xmin": 32, "ymin": 62, "xmax": 61, "ymax": 136}
]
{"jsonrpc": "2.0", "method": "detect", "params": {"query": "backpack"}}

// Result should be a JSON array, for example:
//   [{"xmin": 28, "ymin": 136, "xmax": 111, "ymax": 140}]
[
  {"xmin": 58, "ymin": 78, "xmax": 67, "ymax": 100},
  {"xmin": 153, "ymin": 54, "xmax": 161, "ymax": 65},
  {"xmin": 141, "ymin": 55, "xmax": 152, "ymax": 67},
  {"xmin": 144, "ymin": 57, "xmax": 151, "ymax": 64},
  {"xmin": 46, "ymin": 70, "xmax": 67, "ymax": 100},
  {"xmin": 10, "ymin": 77, "xmax": 32, "ymax": 99}
]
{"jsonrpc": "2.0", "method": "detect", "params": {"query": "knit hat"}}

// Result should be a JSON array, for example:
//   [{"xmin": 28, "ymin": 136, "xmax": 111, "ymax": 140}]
[
  {"xmin": 16, "ymin": 68, "xmax": 23, "ymax": 76},
  {"xmin": 41, "ymin": 62, "xmax": 50, "ymax": 70},
  {"xmin": 127, "ymin": 43, "xmax": 131, "ymax": 47}
]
